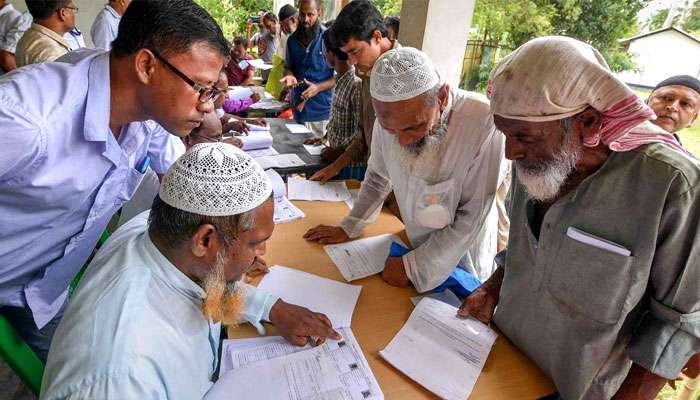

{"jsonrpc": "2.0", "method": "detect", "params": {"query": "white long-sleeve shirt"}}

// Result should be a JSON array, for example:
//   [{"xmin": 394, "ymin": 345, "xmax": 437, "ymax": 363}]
[{"xmin": 340, "ymin": 89, "xmax": 504, "ymax": 292}]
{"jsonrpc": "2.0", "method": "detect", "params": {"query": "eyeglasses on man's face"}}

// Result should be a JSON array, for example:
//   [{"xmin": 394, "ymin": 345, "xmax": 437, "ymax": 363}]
[
  {"xmin": 150, "ymin": 50, "xmax": 222, "ymax": 103},
  {"xmin": 61, "ymin": 5, "xmax": 79, "ymax": 13}
]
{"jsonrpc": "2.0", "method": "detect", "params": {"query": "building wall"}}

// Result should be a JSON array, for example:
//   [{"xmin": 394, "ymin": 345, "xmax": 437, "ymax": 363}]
[
  {"xmin": 617, "ymin": 30, "xmax": 700, "ymax": 88},
  {"xmin": 11, "ymin": 0, "xmax": 106, "ymax": 48}
]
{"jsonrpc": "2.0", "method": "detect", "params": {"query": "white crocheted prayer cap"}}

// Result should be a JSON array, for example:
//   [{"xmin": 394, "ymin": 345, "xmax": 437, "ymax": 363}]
[
  {"xmin": 159, "ymin": 143, "xmax": 272, "ymax": 216},
  {"xmin": 370, "ymin": 47, "xmax": 440, "ymax": 102}
]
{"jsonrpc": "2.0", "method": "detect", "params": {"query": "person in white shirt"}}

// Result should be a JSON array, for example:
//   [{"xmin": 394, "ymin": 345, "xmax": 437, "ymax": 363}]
[
  {"xmin": 0, "ymin": 0, "xmax": 26, "ymax": 72},
  {"xmin": 304, "ymin": 47, "xmax": 504, "ymax": 292},
  {"xmin": 42, "ymin": 143, "xmax": 340, "ymax": 400},
  {"xmin": 91, "ymin": 0, "xmax": 130, "ymax": 50}
]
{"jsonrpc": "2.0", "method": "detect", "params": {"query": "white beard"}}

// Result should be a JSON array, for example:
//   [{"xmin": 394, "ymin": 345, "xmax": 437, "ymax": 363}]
[
  {"xmin": 515, "ymin": 131, "xmax": 582, "ymax": 202},
  {"xmin": 397, "ymin": 121, "xmax": 448, "ymax": 171}
]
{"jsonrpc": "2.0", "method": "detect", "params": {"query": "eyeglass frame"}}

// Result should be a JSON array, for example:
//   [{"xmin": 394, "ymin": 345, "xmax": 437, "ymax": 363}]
[
  {"xmin": 150, "ymin": 50, "xmax": 222, "ymax": 104},
  {"xmin": 60, "ymin": 6, "xmax": 79, "ymax": 13}
]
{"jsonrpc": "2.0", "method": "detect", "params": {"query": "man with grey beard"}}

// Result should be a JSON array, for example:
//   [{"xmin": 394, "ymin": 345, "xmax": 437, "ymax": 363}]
[
  {"xmin": 459, "ymin": 36, "xmax": 700, "ymax": 400},
  {"xmin": 41, "ymin": 143, "xmax": 339, "ymax": 399},
  {"xmin": 304, "ymin": 47, "xmax": 504, "ymax": 293}
]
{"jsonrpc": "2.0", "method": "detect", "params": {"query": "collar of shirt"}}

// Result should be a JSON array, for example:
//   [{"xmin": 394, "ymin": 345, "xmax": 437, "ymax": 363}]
[
  {"xmin": 142, "ymin": 231, "xmax": 207, "ymax": 301},
  {"xmin": 105, "ymin": 5, "xmax": 121, "ymax": 20},
  {"xmin": 29, "ymin": 22, "xmax": 71, "ymax": 52}
]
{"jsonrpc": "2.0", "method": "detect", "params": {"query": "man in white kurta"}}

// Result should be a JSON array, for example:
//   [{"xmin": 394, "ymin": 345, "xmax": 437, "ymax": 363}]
[
  {"xmin": 305, "ymin": 48, "xmax": 504, "ymax": 292},
  {"xmin": 41, "ymin": 144, "xmax": 340, "ymax": 399}
]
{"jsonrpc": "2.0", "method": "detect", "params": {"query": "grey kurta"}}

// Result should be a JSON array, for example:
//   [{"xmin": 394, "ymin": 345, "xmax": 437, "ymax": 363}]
[{"xmin": 494, "ymin": 143, "xmax": 700, "ymax": 400}]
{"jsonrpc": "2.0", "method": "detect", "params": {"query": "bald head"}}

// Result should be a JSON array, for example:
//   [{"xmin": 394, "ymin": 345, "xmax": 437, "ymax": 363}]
[{"xmin": 184, "ymin": 112, "xmax": 223, "ymax": 149}]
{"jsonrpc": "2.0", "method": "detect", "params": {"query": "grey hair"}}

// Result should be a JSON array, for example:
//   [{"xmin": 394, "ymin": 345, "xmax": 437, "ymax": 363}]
[
  {"xmin": 422, "ymin": 84, "xmax": 442, "ymax": 106},
  {"xmin": 148, "ymin": 195, "xmax": 259, "ymax": 249}
]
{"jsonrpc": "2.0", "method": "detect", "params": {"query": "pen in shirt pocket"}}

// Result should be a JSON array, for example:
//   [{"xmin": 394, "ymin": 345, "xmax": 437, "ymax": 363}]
[{"xmin": 136, "ymin": 155, "xmax": 151, "ymax": 174}]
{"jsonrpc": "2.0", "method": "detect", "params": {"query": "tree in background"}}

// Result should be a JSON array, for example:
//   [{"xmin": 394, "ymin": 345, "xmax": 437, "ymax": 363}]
[
  {"xmin": 370, "ymin": 0, "xmax": 402, "ymax": 16},
  {"xmin": 194, "ymin": 0, "xmax": 272, "ymax": 41}
]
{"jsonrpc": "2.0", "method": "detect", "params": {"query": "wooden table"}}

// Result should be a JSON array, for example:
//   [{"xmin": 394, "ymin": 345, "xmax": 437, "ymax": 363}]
[{"xmin": 232, "ymin": 195, "xmax": 556, "ymax": 399}]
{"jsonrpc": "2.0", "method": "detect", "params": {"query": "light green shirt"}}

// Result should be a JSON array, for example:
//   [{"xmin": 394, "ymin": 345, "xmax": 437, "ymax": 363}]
[{"xmin": 494, "ymin": 143, "xmax": 700, "ymax": 399}]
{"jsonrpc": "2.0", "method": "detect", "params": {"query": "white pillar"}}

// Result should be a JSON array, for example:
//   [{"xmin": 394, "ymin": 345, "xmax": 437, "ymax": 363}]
[
  {"xmin": 273, "ymin": 0, "xmax": 294, "ymax": 15},
  {"xmin": 399, "ymin": 0, "xmax": 476, "ymax": 89}
]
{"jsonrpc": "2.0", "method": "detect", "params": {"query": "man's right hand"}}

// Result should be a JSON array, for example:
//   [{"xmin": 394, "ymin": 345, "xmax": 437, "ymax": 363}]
[
  {"xmin": 268, "ymin": 299, "xmax": 341, "ymax": 346},
  {"xmin": 304, "ymin": 137, "xmax": 325, "ymax": 145},
  {"xmin": 280, "ymin": 75, "xmax": 298, "ymax": 88},
  {"xmin": 303, "ymin": 225, "xmax": 350, "ymax": 244},
  {"xmin": 458, "ymin": 286, "xmax": 498, "ymax": 324},
  {"xmin": 309, "ymin": 163, "xmax": 342, "ymax": 185}
]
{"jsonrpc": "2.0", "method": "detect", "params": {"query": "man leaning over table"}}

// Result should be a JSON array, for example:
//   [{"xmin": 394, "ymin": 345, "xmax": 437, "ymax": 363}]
[
  {"xmin": 41, "ymin": 143, "xmax": 340, "ymax": 399},
  {"xmin": 304, "ymin": 47, "xmax": 504, "ymax": 293},
  {"xmin": 459, "ymin": 36, "xmax": 700, "ymax": 400},
  {"xmin": 0, "ymin": 0, "xmax": 228, "ymax": 361}
]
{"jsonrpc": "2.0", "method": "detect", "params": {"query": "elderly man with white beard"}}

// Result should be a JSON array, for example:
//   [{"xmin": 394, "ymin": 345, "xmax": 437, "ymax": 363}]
[
  {"xmin": 304, "ymin": 47, "xmax": 504, "ymax": 293},
  {"xmin": 41, "ymin": 143, "xmax": 340, "ymax": 400},
  {"xmin": 459, "ymin": 36, "xmax": 700, "ymax": 400}
]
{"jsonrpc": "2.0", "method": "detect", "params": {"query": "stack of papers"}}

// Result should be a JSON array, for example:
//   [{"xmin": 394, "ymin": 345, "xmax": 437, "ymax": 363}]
[
  {"xmin": 286, "ymin": 123, "xmax": 312, "ymax": 134},
  {"xmin": 380, "ymin": 298, "xmax": 497, "ymax": 400},
  {"xmin": 209, "ymin": 327, "xmax": 382, "ymax": 400},
  {"xmin": 248, "ymin": 58, "xmax": 274, "ymax": 70},
  {"xmin": 287, "ymin": 177, "xmax": 351, "ymax": 202},
  {"xmin": 256, "ymin": 154, "xmax": 306, "ymax": 170},
  {"xmin": 257, "ymin": 265, "xmax": 362, "ymax": 328},
  {"xmin": 238, "ymin": 130, "xmax": 273, "ymax": 151},
  {"xmin": 303, "ymin": 143, "xmax": 325, "ymax": 155},
  {"xmin": 265, "ymin": 169, "xmax": 286, "ymax": 199},
  {"xmin": 248, "ymin": 98, "xmax": 288, "ymax": 110},
  {"xmin": 324, "ymin": 234, "xmax": 406, "ymax": 282}
]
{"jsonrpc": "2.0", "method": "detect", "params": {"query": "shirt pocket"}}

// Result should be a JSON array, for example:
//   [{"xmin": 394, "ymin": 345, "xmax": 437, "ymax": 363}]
[
  {"xmin": 115, "ymin": 167, "xmax": 146, "ymax": 205},
  {"xmin": 408, "ymin": 176, "xmax": 458, "ymax": 230},
  {"xmin": 548, "ymin": 236, "xmax": 635, "ymax": 325}
]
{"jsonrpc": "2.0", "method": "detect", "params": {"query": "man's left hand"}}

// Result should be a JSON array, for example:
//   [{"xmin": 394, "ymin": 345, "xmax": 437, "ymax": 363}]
[
  {"xmin": 268, "ymin": 299, "xmax": 342, "ymax": 346},
  {"xmin": 223, "ymin": 119, "xmax": 250, "ymax": 135},
  {"xmin": 301, "ymin": 79, "xmax": 320, "ymax": 100},
  {"xmin": 382, "ymin": 257, "xmax": 409, "ymax": 287},
  {"xmin": 246, "ymin": 118, "xmax": 267, "ymax": 127}
]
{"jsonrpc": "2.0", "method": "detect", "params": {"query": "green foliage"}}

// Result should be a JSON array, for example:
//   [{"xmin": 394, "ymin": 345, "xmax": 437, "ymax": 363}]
[
  {"xmin": 369, "ymin": 0, "xmax": 402, "ymax": 16},
  {"xmin": 684, "ymin": 3, "xmax": 700, "ymax": 33},
  {"xmin": 471, "ymin": 0, "xmax": 555, "ymax": 48},
  {"xmin": 602, "ymin": 49, "xmax": 639, "ymax": 73},
  {"xmin": 194, "ymin": 0, "xmax": 273, "ymax": 40},
  {"xmin": 647, "ymin": 8, "xmax": 672, "ymax": 31}
]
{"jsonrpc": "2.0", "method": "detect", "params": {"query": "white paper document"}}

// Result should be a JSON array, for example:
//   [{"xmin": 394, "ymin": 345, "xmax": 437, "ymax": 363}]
[
  {"xmin": 380, "ymin": 298, "xmax": 498, "ymax": 400},
  {"xmin": 210, "ymin": 327, "xmax": 383, "ymax": 400},
  {"xmin": 256, "ymin": 154, "xmax": 306, "ymax": 170},
  {"xmin": 324, "ymin": 234, "xmax": 405, "ymax": 282},
  {"xmin": 265, "ymin": 169, "xmax": 286, "ymax": 199},
  {"xmin": 274, "ymin": 196, "xmax": 305, "ymax": 224},
  {"xmin": 248, "ymin": 58, "xmax": 274, "ymax": 70},
  {"xmin": 287, "ymin": 177, "xmax": 351, "ymax": 202},
  {"xmin": 257, "ymin": 265, "xmax": 361, "ymax": 328},
  {"xmin": 248, "ymin": 98, "xmax": 288, "ymax": 110},
  {"xmin": 239, "ymin": 130, "xmax": 273, "ymax": 151},
  {"xmin": 247, "ymin": 147, "xmax": 279, "ymax": 158},
  {"xmin": 303, "ymin": 144, "xmax": 325, "ymax": 155},
  {"xmin": 286, "ymin": 123, "xmax": 312, "ymax": 134},
  {"xmin": 247, "ymin": 124, "xmax": 271, "ymax": 132},
  {"xmin": 344, "ymin": 188, "xmax": 359, "ymax": 209}
]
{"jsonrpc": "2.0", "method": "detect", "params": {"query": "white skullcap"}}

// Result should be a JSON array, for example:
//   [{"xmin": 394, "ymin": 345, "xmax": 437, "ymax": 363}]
[
  {"xmin": 159, "ymin": 143, "xmax": 272, "ymax": 216},
  {"xmin": 370, "ymin": 47, "xmax": 440, "ymax": 102}
]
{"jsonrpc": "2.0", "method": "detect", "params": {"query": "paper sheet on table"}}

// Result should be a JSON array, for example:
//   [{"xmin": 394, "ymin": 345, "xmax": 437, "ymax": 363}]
[
  {"xmin": 248, "ymin": 98, "xmax": 288, "ymax": 110},
  {"xmin": 227, "ymin": 86, "xmax": 254, "ymax": 101},
  {"xmin": 247, "ymin": 147, "xmax": 279, "ymax": 158},
  {"xmin": 303, "ymin": 144, "xmax": 325, "ymax": 155},
  {"xmin": 248, "ymin": 58, "xmax": 274, "ymax": 70},
  {"xmin": 265, "ymin": 169, "xmax": 286, "ymax": 198},
  {"xmin": 256, "ymin": 154, "xmax": 306, "ymax": 170},
  {"xmin": 410, "ymin": 288, "xmax": 462, "ymax": 308},
  {"xmin": 273, "ymin": 196, "xmax": 305, "ymax": 224},
  {"xmin": 247, "ymin": 124, "xmax": 271, "ymax": 132},
  {"xmin": 257, "ymin": 265, "xmax": 361, "ymax": 328},
  {"xmin": 239, "ymin": 130, "xmax": 273, "ymax": 150},
  {"xmin": 343, "ymin": 189, "xmax": 359, "ymax": 209},
  {"xmin": 286, "ymin": 123, "xmax": 312, "ymax": 134},
  {"xmin": 210, "ymin": 327, "xmax": 383, "ymax": 400},
  {"xmin": 287, "ymin": 177, "xmax": 351, "ymax": 201},
  {"xmin": 324, "ymin": 234, "xmax": 406, "ymax": 282},
  {"xmin": 379, "ymin": 298, "xmax": 497, "ymax": 400}
]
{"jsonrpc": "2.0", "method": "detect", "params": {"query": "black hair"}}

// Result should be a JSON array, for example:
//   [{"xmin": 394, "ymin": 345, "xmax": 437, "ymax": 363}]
[
  {"xmin": 262, "ymin": 11, "xmax": 278, "ymax": 23},
  {"xmin": 331, "ymin": 0, "xmax": 386, "ymax": 46},
  {"xmin": 111, "ymin": 0, "xmax": 228, "ymax": 59},
  {"xmin": 384, "ymin": 16, "xmax": 399, "ymax": 37},
  {"xmin": 323, "ymin": 28, "xmax": 347, "ymax": 61},
  {"xmin": 324, "ymin": 19, "xmax": 334, "ymax": 29},
  {"xmin": 233, "ymin": 36, "xmax": 247, "ymax": 48},
  {"xmin": 26, "ymin": 0, "xmax": 70, "ymax": 20}
]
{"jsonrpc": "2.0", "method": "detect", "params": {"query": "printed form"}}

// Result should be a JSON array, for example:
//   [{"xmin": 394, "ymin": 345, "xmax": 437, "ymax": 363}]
[
  {"xmin": 324, "ymin": 234, "xmax": 406, "ymax": 281},
  {"xmin": 209, "ymin": 327, "xmax": 382, "ymax": 400},
  {"xmin": 287, "ymin": 177, "xmax": 351, "ymax": 202},
  {"xmin": 379, "ymin": 298, "xmax": 497, "ymax": 400}
]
